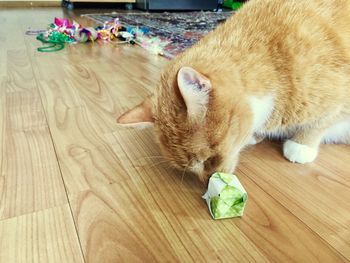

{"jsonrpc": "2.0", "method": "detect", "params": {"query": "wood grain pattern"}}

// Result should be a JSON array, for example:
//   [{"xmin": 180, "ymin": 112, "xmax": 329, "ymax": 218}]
[
  {"xmin": 239, "ymin": 142, "xmax": 350, "ymax": 259},
  {"xmin": 0, "ymin": 7, "xmax": 349, "ymax": 263},
  {"xmin": 0, "ymin": 49, "xmax": 68, "ymax": 220},
  {"xmin": 104, "ymin": 128, "xmax": 346, "ymax": 262},
  {"xmin": 36, "ymin": 78, "xmax": 129, "ymax": 194},
  {"xmin": 0, "ymin": 204, "xmax": 84, "ymax": 263},
  {"xmin": 70, "ymin": 180, "xmax": 268, "ymax": 262},
  {"xmin": 0, "ymin": 9, "xmax": 84, "ymax": 262}
]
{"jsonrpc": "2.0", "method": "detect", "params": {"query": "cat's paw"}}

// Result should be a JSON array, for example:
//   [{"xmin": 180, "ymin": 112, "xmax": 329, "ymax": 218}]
[
  {"xmin": 247, "ymin": 135, "xmax": 264, "ymax": 145},
  {"xmin": 283, "ymin": 140, "xmax": 318, "ymax": 164},
  {"xmin": 248, "ymin": 137, "xmax": 258, "ymax": 145}
]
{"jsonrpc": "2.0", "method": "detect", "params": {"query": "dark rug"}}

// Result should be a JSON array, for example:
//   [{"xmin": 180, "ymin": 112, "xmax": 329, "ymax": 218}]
[{"xmin": 83, "ymin": 11, "xmax": 233, "ymax": 58}]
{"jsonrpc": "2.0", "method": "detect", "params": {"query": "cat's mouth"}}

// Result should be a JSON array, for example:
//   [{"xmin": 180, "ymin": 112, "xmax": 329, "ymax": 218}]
[
  {"xmin": 188, "ymin": 160, "xmax": 205, "ymax": 175},
  {"xmin": 178, "ymin": 160, "xmax": 220, "ymax": 185}
]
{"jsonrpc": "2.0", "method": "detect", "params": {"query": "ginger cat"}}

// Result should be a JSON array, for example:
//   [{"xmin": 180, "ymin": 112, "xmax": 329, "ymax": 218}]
[{"xmin": 117, "ymin": 0, "xmax": 350, "ymax": 183}]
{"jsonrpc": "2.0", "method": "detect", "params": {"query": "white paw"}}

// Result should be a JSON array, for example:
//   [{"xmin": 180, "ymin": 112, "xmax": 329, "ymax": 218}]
[
  {"xmin": 247, "ymin": 137, "xmax": 257, "ymax": 145},
  {"xmin": 283, "ymin": 140, "xmax": 318, "ymax": 164},
  {"xmin": 247, "ymin": 135, "xmax": 264, "ymax": 146}
]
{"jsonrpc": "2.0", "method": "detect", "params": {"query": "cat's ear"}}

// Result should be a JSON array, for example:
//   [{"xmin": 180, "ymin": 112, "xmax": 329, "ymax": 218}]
[
  {"xmin": 116, "ymin": 97, "xmax": 154, "ymax": 129},
  {"xmin": 177, "ymin": 66, "xmax": 212, "ymax": 122}
]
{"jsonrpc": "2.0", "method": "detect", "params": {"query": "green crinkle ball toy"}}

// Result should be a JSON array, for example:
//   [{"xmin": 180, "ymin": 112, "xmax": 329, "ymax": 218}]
[{"xmin": 203, "ymin": 172, "xmax": 248, "ymax": 220}]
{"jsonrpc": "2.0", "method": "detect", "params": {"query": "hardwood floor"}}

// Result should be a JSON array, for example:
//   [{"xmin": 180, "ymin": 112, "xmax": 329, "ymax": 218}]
[{"xmin": 0, "ymin": 7, "xmax": 349, "ymax": 263}]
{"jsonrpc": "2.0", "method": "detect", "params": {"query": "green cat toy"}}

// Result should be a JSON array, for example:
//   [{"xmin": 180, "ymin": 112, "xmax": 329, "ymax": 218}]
[{"xmin": 223, "ymin": 0, "xmax": 245, "ymax": 10}]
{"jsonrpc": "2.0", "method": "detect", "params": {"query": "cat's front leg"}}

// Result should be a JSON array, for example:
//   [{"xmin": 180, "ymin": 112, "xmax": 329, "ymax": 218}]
[{"xmin": 283, "ymin": 128, "xmax": 324, "ymax": 164}]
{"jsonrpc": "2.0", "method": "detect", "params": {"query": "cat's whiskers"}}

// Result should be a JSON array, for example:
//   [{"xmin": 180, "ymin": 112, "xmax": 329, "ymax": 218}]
[
  {"xmin": 146, "ymin": 159, "xmax": 172, "ymax": 169},
  {"xmin": 135, "ymin": 155, "xmax": 177, "ymax": 168},
  {"xmin": 180, "ymin": 157, "xmax": 194, "ymax": 186}
]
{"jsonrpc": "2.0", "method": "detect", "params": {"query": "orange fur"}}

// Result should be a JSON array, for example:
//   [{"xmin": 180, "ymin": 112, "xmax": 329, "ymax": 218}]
[{"xmin": 118, "ymin": 0, "xmax": 350, "ymax": 182}]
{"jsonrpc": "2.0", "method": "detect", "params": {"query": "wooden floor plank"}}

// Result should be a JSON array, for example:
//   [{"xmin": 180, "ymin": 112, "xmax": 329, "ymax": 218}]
[
  {"xmin": 0, "ymin": 9, "xmax": 84, "ymax": 262},
  {"xmin": 0, "ymin": 50, "xmax": 68, "ymax": 219},
  {"xmin": 0, "ymin": 50, "xmax": 6, "ymax": 78},
  {"xmin": 31, "ymin": 46, "xmax": 165, "ymax": 134},
  {"xmin": 0, "ymin": 204, "xmax": 84, "ymax": 263},
  {"xmin": 36, "ymin": 84, "xmax": 129, "ymax": 194},
  {"xmin": 239, "ymin": 142, "xmax": 350, "ymax": 260},
  {"xmin": 71, "ymin": 185, "xmax": 185, "ymax": 263},
  {"xmin": 0, "ymin": 121, "xmax": 68, "ymax": 219},
  {"xmin": 70, "ymin": 180, "xmax": 268, "ymax": 263},
  {"xmin": 102, "ymin": 128, "xmax": 346, "ymax": 263},
  {"xmin": 237, "ymin": 175, "xmax": 347, "ymax": 262},
  {"xmin": 0, "ymin": 12, "xmax": 27, "ymax": 50},
  {"xmin": 27, "ymin": 30, "xmax": 165, "ymax": 194}
]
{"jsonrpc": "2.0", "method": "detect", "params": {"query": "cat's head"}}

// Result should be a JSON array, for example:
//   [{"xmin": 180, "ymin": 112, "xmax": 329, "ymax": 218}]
[{"xmin": 117, "ymin": 66, "xmax": 251, "ymax": 183}]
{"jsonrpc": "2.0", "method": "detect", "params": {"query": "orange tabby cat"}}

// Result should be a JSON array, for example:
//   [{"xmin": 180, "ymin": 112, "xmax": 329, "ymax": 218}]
[{"xmin": 117, "ymin": 0, "xmax": 350, "ymax": 182}]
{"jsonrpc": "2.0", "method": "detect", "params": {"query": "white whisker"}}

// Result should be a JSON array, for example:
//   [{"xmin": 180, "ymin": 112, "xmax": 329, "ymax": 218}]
[
  {"xmin": 180, "ymin": 157, "xmax": 194, "ymax": 185},
  {"xmin": 147, "ymin": 160, "xmax": 171, "ymax": 169}
]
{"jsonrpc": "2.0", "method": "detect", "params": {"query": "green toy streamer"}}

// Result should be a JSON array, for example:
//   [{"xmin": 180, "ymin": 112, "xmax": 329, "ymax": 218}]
[{"xmin": 36, "ymin": 32, "xmax": 74, "ymax": 52}]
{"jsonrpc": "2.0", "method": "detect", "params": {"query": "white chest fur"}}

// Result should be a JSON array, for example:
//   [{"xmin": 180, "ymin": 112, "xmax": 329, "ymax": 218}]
[{"xmin": 248, "ymin": 95, "xmax": 275, "ymax": 133}]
